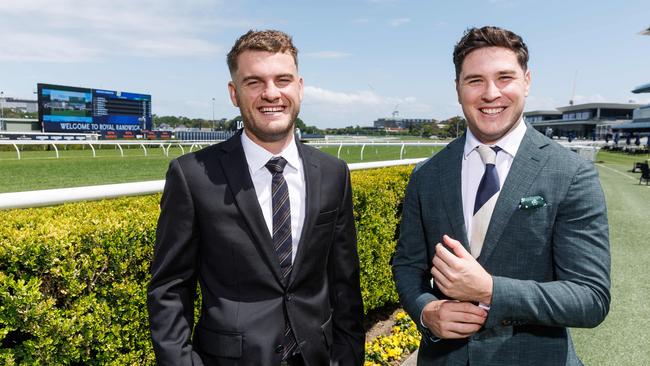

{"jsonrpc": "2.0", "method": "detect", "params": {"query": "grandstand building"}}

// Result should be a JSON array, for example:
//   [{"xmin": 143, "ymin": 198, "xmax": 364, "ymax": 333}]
[
  {"xmin": 524, "ymin": 102, "xmax": 641, "ymax": 139},
  {"xmin": 373, "ymin": 117, "xmax": 435, "ymax": 130},
  {"xmin": 1, "ymin": 98, "xmax": 38, "ymax": 113},
  {"xmin": 611, "ymin": 83, "xmax": 650, "ymax": 133}
]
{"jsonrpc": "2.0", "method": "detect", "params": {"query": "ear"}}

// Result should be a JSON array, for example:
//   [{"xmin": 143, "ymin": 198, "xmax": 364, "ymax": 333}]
[
  {"xmin": 524, "ymin": 69, "xmax": 531, "ymax": 97},
  {"xmin": 228, "ymin": 81, "xmax": 239, "ymax": 107},
  {"xmin": 298, "ymin": 77, "xmax": 304, "ymax": 102},
  {"xmin": 455, "ymin": 78, "xmax": 462, "ymax": 104}
]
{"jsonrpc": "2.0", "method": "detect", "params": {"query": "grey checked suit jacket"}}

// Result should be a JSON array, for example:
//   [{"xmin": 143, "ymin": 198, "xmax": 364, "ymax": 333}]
[{"xmin": 392, "ymin": 125, "xmax": 611, "ymax": 365}]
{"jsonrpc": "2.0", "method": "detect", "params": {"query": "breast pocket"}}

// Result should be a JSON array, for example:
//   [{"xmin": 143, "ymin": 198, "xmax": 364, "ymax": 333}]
[{"xmin": 507, "ymin": 204, "xmax": 554, "ymax": 253}]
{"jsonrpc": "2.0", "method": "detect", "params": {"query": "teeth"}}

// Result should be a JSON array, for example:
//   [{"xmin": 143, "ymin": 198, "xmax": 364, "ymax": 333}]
[
  {"xmin": 481, "ymin": 107, "xmax": 505, "ymax": 115},
  {"xmin": 260, "ymin": 106, "xmax": 284, "ymax": 113}
]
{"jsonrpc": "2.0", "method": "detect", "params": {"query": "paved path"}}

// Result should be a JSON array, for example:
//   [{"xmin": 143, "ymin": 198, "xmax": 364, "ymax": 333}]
[{"xmin": 402, "ymin": 350, "xmax": 418, "ymax": 365}]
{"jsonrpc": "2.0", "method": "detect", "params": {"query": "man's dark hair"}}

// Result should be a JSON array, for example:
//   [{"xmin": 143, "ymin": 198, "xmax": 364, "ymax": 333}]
[
  {"xmin": 227, "ymin": 29, "xmax": 298, "ymax": 75},
  {"xmin": 453, "ymin": 26, "xmax": 528, "ymax": 80}
]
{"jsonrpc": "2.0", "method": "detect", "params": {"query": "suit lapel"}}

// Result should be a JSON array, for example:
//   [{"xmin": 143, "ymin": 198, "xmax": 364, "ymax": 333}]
[
  {"xmin": 440, "ymin": 136, "xmax": 471, "ymax": 250},
  {"xmin": 288, "ymin": 141, "xmax": 321, "ymax": 286},
  {"xmin": 218, "ymin": 133, "xmax": 285, "ymax": 285},
  {"xmin": 478, "ymin": 126, "xmax": 550, "ymax": 265}
]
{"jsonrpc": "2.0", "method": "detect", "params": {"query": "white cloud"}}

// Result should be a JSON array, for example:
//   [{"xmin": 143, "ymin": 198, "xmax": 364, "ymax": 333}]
[
  {"xmin": 304, "ymin": 51, "xmax": 352, "ymax": 59},
  {"xmin": 571, "ymin": 94, "xmax": 607, "ymax": 104},
  {"xmin": 0, "ymin": 33, "xmax": 105, "ymax": 62},
  {"xmin": 304, "ymin": 87, "xmax": 385, "ymax": 105},
  {"xmin": 388, "ymin": 18, "xmax": 411, "ymax": 27},
  {"xmin": 525, "ymin": 95, "xmax": 562, "ymax": 111},
  {"xmin": 0, "ymin": 0, "xmax": 225, "ymax": 62},
  {"xmin": 301, "ymin": 86, "xmax": 434, "ymax": 127},
  {"xmin": 304, "ymin": 86, "xmax": 430, "ymax": 110},
  {"xmin": 103, "ymin": 35, "xmax": 220, "ymax": 58}
]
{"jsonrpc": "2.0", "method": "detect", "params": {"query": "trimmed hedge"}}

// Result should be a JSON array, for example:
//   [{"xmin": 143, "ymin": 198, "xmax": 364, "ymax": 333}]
[
  {"xmin": 0, "ymin": 165, "xmax": 414, "ymax": 364},
  {"xmin": 352, "ymin": 166, "xmax": 412, "ymax": 312}
]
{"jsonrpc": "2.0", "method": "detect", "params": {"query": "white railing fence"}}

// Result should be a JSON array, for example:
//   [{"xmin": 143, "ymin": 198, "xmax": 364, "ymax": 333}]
[
  {"xmin": 0, "ymin": 158, "xmax": 427, "ymax": 210},
  {"xmin": 0, "ymin": 138, "xmax": 604, "ymax": 210},
  {"xmin": 0, "ymin": 140, "xmax": 221, "ymax": 159}
]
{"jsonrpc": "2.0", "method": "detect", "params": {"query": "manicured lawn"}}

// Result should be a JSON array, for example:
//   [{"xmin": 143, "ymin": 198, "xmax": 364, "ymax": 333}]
[
  {"xmin": 571, "ymin": 150, "xmax": 650, "ymax": 365},
  {"xmin": 0, "ymin": 144, "xmax": 442, "ymax": 192},
  {"xmin": 318, "ymin": 144, "xmax": 442, "ymax": 164},
  {"xmin": 0, "ymin": 146, "xmax": 185, "ymax": 192}
]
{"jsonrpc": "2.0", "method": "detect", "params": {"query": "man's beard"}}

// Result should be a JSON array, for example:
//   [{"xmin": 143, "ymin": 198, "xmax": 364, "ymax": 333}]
[{"xmin": 240, "ymin": 104, "xmax": 300, "ymax": 143}]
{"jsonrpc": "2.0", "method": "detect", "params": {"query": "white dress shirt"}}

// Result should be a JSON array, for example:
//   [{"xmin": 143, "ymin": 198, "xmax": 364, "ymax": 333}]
[
  {"xmin": 241, "ymin": 131, "xmax": 306, "ymax": 263},
  {"xmin": 461, "ymin": 120, "xmax": 527, "ymax": 237}
]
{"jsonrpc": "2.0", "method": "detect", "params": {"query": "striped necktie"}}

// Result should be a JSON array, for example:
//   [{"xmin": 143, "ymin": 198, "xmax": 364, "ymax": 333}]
[
  {"xmin": 470, "ymin": 145, "xmax": 501, "ymax": 258},
  {"xmin": 265, "ymin": 157, "xmax": 297, "ymax": 360}
]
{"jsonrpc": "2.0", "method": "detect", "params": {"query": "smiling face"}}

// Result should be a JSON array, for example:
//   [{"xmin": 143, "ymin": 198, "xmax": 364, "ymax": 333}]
[
  {"xmin": 456, "ymin": 46, "xmax": 530, "ymax": 145},
  {"xmin": 228, "ymin": 50, "xmax": 303, "ymax": 150}
]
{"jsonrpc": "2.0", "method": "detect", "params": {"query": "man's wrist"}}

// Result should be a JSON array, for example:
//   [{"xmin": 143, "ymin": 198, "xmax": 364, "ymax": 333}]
[
  {"xmin": 420, "ymin": 306, "xmax": 441, "ymax": 343},
  {"xmin": 478, "ymin": 274, "xmax": 493, "ymax": 305}
]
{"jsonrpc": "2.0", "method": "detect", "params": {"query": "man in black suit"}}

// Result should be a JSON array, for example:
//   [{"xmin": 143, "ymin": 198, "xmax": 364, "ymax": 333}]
[{"xmin": 148, "ymin": 29, "xmax": 364, "ymax": 366}]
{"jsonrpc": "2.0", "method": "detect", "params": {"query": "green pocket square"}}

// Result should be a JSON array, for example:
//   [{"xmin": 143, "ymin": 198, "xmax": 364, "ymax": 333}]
[{"xmin": 519, "ymin": 196, "xmax": 546, "ymax": 209}]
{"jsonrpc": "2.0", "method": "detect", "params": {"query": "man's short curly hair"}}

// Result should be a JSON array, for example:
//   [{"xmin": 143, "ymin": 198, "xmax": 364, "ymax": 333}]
[
  {"xmin": 227, "ymin": 29, "xmax": 298, "ymax": 75},
  {"xmin": 453, "ymin": 26, "xmax": 528, "ymax": 80}
]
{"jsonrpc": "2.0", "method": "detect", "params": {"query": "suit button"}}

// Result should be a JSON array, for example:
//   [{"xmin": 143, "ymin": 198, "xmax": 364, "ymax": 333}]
[
  {"xmin": 275, "ymin": 345, "xmax": 284, "ymax": 354},
  {"xmin": 502, "ymin": 320, "xmax": 511, "ymax": 326},
  {"xmin": 285, "ymin": 293, "xmax": 293, "ymax": 301}
]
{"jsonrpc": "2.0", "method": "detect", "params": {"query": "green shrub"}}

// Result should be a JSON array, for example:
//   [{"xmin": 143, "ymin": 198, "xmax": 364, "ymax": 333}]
[
  {"xmin": 352, "ymin": 166, "xmax": 412, "ymax": 312},
  {"xmin": 0, "ymin": 165, "xmax": 414, "ymax": 364},
  {"xmin": 0, "ymin": 197, "xmax": 159, "ymax": 365}
]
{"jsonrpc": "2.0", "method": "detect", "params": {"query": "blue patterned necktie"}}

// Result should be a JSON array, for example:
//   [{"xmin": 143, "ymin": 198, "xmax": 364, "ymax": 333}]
[
  {"xmin": 265, "ymin": 157, "xmax": 297, "ymax": 360},
  {"xmin": 470, "ymin": 146, "xmax": 501, "ymax": 258}
]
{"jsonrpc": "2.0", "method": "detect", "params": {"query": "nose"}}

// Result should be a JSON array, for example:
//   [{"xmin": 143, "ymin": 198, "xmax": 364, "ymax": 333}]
[
  {"xmin": 262, "ymin": 82, "xmax": 281, "ymax": 101},
  {"xmin": 481, "ymin": 80, "xmax": 501, "ymax": 101}
]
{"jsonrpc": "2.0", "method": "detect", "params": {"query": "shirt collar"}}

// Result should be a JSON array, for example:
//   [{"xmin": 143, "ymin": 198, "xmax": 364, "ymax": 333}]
[
  {"xmin": 241, "ymin": 129, "xmax": 300, "ymax": 174},
  {"xmin": 463, "ymin": 118, "xmax": 527, "ymax": 159}
]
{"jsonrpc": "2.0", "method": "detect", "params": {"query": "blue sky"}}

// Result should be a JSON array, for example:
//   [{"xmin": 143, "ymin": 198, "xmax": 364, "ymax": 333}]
[{"xmin": 1, "ymin": 0, "xmax": 649, "ymax": 128}]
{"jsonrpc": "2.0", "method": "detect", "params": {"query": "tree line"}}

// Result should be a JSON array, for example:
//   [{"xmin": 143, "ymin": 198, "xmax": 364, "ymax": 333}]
[{"xmin": 153, "ymin": 114, "xmax": 467, "ymax": 138}]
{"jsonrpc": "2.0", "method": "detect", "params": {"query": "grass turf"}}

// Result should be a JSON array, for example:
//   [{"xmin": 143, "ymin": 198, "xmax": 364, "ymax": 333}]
[
  {"xmin": 570, "ymin": 150, "xmax": 650, "ymax": 365},
  {"xmin": 0, "ymin": 144, "xmax": 442, "ymax": 192}
]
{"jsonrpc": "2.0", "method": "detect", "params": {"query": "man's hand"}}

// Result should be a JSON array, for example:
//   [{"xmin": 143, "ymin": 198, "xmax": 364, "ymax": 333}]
[
  {"xmin": 431, "ymin": 235, "xmax": 493, "ymax": 304},
  {"xmin": 422, "ymin": 300, "xmax": 487, "ymax": 339}
]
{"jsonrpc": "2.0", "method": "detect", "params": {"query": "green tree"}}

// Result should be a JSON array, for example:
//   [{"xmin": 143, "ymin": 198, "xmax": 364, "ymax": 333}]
[{"xmin": 440, "ymin": 116, "xmax": 467, "ymax": 138}]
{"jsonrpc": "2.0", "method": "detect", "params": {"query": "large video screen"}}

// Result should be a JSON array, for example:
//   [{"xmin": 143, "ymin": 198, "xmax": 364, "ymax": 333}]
[{"xmin": 38, "ymin": 83, "xmax": 152, "ymax": 135}]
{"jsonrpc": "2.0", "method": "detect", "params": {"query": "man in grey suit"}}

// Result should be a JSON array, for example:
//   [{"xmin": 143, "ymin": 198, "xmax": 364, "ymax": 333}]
[
  {"xmin": 148, "ymin": 30, "xmax": 364, "ymax": 366},
  {"xmin": 392, "ymin": 26, "xmax": 610, "ymax": 365}
]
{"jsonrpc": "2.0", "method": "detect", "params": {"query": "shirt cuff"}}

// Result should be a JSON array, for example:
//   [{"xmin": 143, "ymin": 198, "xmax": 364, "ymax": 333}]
[{"xmin": 420, "ymin": 308, "xmax": 441, "ymax": 343}]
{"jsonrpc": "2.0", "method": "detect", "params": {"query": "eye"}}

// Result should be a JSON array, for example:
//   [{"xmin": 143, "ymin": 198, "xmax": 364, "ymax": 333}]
[
  {"xmin": 467, "ymin": 79, "xmax": 482, "ymax": 85},
  {"xmin": 245, "ymin": 80, "xmax": 261, "ymax": 87},
  {"xmin": 499, "ymin": 75, "xmax": 514, "ymax": 81},
  {"xmin": 276, "ymin": 78, "xmax": 292, "ymax": 87}
]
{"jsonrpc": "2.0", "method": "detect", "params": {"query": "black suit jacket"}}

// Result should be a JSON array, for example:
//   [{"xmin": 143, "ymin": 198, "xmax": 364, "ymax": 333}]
[{"xmin": 148, "ymin": 132, "xmax": 364, "ymax": 366}]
